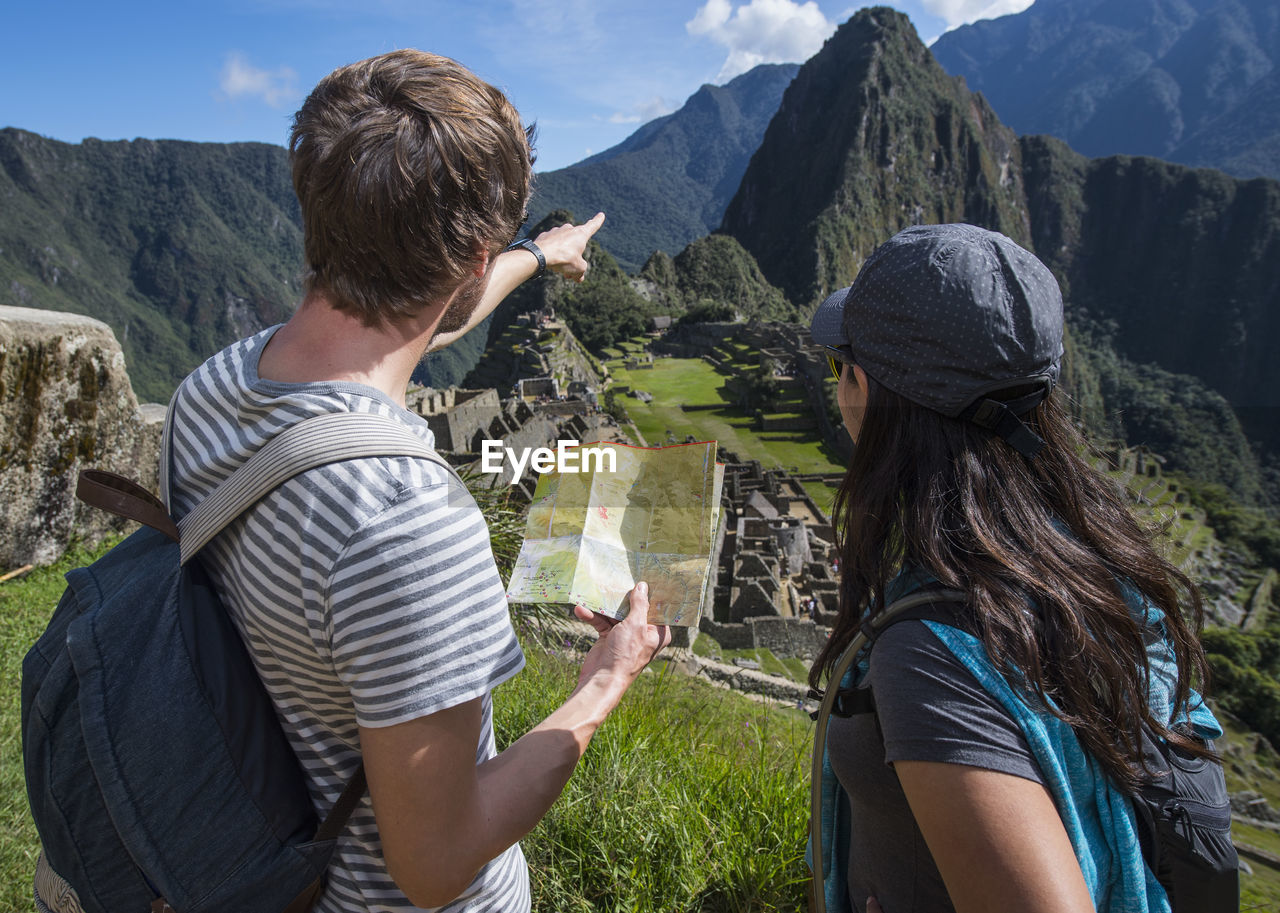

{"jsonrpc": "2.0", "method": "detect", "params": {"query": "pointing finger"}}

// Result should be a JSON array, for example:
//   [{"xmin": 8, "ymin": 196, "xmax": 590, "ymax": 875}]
[{"xmin": 581, "ymin": 211, "xmax": 605, "ymax": 239}]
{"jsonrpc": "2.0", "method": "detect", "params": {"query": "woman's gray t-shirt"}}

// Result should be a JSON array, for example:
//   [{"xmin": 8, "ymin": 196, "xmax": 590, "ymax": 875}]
[{"xmin": 826, "ymin": 620, "xmax": 1045, "ymax": 913}]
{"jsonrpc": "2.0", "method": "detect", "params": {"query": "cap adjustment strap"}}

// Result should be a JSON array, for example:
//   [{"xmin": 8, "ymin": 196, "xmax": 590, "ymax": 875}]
[{"xmin": 966, "ymin": 393, "xmax": 1047, "ymax": 459}]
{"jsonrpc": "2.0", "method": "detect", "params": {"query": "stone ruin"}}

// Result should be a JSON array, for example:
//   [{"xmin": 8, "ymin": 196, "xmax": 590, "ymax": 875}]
[
  {"xmin": 516, "ymin": 376, "xmax": 559, "ymax": 400},
  {"xmin": 0, "ymin": 306, "xmax": 165, "ymax": 569},
  {"xmin": 697, "ymin": 451, "xmax": 843, "ymax": 660},
  {"xmin": 656, "ymin": 319, "xmax": 852, "ymax": 457},
  {"xmin": 405, "ymin": 381, "xmax": 628, "ymax": 500}
]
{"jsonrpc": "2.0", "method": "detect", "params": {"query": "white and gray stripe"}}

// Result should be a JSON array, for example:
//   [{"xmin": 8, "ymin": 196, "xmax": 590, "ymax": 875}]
[{"xmin": 167, "ymin": 327, "xmax": 528, "ymax": 913}]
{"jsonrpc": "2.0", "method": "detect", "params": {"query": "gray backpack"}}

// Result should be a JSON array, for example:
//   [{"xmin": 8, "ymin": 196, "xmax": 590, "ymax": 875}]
[{"xmin": 23, "ymin": 412, "xmax": 459, "ymax": 913}]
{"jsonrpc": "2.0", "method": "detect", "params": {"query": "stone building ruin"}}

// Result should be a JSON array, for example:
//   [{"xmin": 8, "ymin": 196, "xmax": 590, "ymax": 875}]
[{"xmin": 696, "ymin": 452, "xmax": 842, "ymax": 660}]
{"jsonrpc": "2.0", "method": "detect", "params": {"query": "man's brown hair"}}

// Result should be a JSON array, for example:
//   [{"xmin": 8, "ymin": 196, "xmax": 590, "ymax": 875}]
[{"xmin": 289, "ymin": 50, "xmax": 534, "ymax": 325}]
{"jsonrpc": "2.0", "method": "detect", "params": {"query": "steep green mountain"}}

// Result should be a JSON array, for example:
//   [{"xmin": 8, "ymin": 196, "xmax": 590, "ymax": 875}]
[
  {"xmin": 635, "ymin": 234, "xmax": 797, "ymax": 323},
  {"xmin": 0, "ymin": 129, "xmax": 300, "ymax": 402},
  {"xmin": 720, "ymin": 7, "xmax": 1031, "ymax": 308},
  {"xmin": 930, "ymin": 0, "xmax": 1280, "ymax": 180},
  {"xmin": 722, "ymin": 7, "xmax": 1280, "ymax": 504},
  {"xmin": 527, "ymin": 63, "xmax": 798, "ymax": 273}
]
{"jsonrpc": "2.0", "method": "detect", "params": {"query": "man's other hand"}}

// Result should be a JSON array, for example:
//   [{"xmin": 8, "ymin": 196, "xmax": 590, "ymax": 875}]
[
  {"xmin": 536, "ymin": 212, "xmax": 605, "ymax": 283},
  {"xmin": 572, "ymin": 581, "xmax": 671, "ymax": 694}
]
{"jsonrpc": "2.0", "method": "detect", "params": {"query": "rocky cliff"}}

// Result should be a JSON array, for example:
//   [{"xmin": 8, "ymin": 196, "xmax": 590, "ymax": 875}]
[
  {"xmin": 1022, "ymin": 136, "xmax": 1280, "ymax": 459},
  {"xmin": 529, "ymin": 63, "xmax": 798, "ymax": 272},
  {"xmin": 0, "ymin": 306, "xmax": 163, "ymax": 567}
]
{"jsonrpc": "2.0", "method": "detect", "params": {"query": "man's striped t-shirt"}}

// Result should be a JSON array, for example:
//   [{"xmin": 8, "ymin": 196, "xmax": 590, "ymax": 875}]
[{"xmin": 166, "ymin": 327, "xmax": 529, "ymax": 913}]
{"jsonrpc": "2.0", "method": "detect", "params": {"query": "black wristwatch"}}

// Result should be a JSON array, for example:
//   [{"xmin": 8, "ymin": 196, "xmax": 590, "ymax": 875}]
[{"xmin": 504, "ymin": 238, "xmax": 546, "ymax": 279}]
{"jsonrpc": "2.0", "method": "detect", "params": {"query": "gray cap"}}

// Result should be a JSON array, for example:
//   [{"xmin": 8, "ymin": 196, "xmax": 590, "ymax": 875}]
[{"xmin": 811, "ymin": 223, "xmax": 1063, "ymax": 424}]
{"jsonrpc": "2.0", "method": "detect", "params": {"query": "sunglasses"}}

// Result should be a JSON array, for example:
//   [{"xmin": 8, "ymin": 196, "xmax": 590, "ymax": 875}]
[{"xmin": 825, "ymin": 345, "xmax": 856, "ymax": 382}]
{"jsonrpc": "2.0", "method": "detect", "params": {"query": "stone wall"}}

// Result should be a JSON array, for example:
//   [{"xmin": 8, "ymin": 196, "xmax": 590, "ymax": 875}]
[
  {"xmin": 748, "ymin": 616, "xmax": 825, "ymax": 660},
  {"xmin": 652, "ymin": 322, "xmax": 742, "ymax": 358},
  {"xmin": 700, "ymin": 616, "xmax": 757, "ymax": 650},
  {"xmin": 0, "ymin": 306, "xmax": 164, "ymax": 568},
  {"xmin": 699, "ymin": 614, "xmax": 828, "ymax": 660},
  {"xmin": 411, "ymin": 387, "xmax": 502, "ymax": 452},
  {"xmin": 533, "ymin": 401, "xmax": 596, "ymax": 418}
]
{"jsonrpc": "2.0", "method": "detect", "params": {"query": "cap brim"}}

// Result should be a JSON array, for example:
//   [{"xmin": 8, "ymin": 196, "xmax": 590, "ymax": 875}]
[{"xmin": 809, "ymin": 287, "xmax": 851, "ymax": 346}]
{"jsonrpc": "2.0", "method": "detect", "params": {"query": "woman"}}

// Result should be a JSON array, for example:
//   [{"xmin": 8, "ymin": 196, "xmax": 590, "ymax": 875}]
[{"xmin": 807, "ymin": 224, "xmax": 1223, "ymax": 913}]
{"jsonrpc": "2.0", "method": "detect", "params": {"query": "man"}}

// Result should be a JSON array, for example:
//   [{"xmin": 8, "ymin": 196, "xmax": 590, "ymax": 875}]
[{"xmin": 165, "ymin": 50, "xmax": 670, "ymax": 912}]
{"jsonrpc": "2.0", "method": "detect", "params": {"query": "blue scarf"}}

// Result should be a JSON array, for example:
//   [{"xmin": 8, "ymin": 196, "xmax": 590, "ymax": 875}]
[{"xmin": 808, "ymin": 581, "xmax": 1222, "ymax": 913}]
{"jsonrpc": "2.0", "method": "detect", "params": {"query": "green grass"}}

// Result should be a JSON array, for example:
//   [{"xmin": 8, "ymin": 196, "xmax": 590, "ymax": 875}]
[
  {"xmin": 609, "ymin": 357, "xmax": 846, "ymax": 480},
  {"xmin": 0, "ymin": 537, "xmax": 124, "ymax": 911},
  {"xmin": 799, "ymin": 480, "xmax": 840, "ymax": 518},
  {"xmin": 1235, "ymin": 820, "xmax": 1280, "ymax": 857},
  {"xmin": 494, "ymin": 648, "xmax": 810, "ymax": 912},
  {"xmin": 5, "ymin": 450, "xmax": 1272, "ymax": 912},
  {"xmin": 781, "ymin": 658, "xmax": 811, "ymax": 682}
]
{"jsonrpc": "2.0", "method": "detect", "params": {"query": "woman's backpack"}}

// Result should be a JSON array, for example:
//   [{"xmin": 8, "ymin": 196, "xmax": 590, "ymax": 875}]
[
  {"xmin": 22, "ymin": 412, "xmax": 460, "ymax": 913},
  {"xmin": 808, "ymin": 589, "xmax": 1239, "ymax": 913}
]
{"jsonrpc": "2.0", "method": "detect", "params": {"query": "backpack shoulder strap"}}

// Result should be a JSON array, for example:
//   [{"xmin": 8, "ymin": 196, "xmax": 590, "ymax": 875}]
[
  {"xmin": 834, "ymin": 596, "xmax": 975, "ymax": 717},
  {"xmin": 79, "ymin": 410, "xmax": 458, "ymax": 564},
  {"xmin": 807, "ymin": 586, "xmax": 967, "ymax": 913},
  {"xmin": 177, "ymin": 411, "xmax": 459, "ymax": 565},
  {"xmin": 854, "ymin": 590, "xmax": 972, "ymax": 645}
]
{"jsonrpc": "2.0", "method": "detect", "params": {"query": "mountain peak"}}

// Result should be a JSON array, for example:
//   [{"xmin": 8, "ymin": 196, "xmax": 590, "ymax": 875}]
[
  {"xmin": 528, "ymin": 62, "xmax": 797, "ymax": 272},
  {"xmin": 930, "ymin": 0, "xmax": 1280, "ymax": 179},
  {"xmin": 721, "ymin": 5, "xmax": 1028, "ymax": 306}
]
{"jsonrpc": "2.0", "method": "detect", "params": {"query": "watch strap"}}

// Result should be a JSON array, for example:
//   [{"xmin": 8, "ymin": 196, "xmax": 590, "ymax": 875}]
[{"xmin": 505, "ymin": 238, "xmax": 546, "ymax": 279}]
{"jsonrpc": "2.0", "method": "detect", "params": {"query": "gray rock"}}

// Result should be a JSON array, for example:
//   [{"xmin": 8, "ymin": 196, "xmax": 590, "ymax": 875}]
[{"xmin": 1, "ymin": 306, "xmax": 164, "ymax": 568}]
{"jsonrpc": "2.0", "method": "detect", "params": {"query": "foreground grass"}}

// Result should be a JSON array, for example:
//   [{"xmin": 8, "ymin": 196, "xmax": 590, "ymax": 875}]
[
  {"xmin": 10, "ymin": 533, "xmax": 1271, "ymax": 910},
  {"xmin": 495, "ymin": 642, "xmax": 811, "ymax": 912}
]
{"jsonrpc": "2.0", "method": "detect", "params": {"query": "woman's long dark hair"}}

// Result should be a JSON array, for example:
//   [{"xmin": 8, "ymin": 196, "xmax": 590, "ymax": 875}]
[{"xmin": 809, "ymin": 376, "xmax": 1213, "ymax": 791}]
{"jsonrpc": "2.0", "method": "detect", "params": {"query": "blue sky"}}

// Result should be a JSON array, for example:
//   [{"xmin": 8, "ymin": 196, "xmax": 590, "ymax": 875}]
[{"xmin": 1, "ymin": 1, "xmax": 1032, "ymax": 172}]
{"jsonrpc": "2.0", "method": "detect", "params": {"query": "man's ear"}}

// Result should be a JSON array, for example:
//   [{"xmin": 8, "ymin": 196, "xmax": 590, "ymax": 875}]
[{"xmin": 853, "ymin": 364, "xmax": 868, "ymax": 391}]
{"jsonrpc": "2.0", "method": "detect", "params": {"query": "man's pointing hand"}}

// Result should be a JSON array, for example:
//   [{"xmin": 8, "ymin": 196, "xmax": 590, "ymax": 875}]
[{"xmin": 534, "ymin": 211, "xmax": 605, "ymax": 283}]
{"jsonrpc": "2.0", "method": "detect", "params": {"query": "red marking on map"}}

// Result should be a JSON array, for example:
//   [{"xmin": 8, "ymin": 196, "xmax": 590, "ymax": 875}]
[{"xmin": 598, "ymin": 506, "xmax": 609, "ymax": 520}]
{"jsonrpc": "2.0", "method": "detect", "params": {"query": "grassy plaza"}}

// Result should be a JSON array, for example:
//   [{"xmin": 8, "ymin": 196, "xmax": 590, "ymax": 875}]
[{"xmin": 606, "ymin": 349, "xmax": 845, "ymax": 514}]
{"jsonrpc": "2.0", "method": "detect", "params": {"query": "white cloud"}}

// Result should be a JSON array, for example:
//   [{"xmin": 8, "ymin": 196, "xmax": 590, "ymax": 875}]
[
  {"xmin": 219, "ymin": 53, "xmax": 298, "ymax": 108},
  {"xmin": 921, "ymin": 0, "xmax": 1035, "ymax": 31},
  {"xmin": 686, "ymin": 0, "xmax": 836, "ymax": 82}
]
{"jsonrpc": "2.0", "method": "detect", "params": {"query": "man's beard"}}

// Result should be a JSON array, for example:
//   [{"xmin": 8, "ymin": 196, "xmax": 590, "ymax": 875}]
[{"xmin": 430, "ymin": 271, "xmax": 490, "ymax": 341}]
